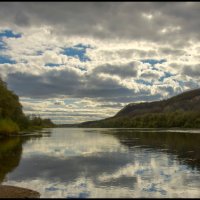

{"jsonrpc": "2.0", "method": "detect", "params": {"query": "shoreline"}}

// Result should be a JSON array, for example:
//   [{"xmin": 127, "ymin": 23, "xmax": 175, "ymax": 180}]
[{"xmin": 0, "ymin": 185, "xmax": 40, "ymax": 198}]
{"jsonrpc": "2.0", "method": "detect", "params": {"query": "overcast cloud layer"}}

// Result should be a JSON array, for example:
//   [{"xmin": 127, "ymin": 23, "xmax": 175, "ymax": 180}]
[{"xmin": 0, "ymin": 2, "xmax": 200, "ymax": 124}]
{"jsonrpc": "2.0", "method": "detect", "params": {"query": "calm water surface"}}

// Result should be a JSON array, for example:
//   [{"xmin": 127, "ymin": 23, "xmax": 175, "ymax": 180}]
[{"xmin": 0, "ymin": 128, "xmax": 200, "ymax": 198}]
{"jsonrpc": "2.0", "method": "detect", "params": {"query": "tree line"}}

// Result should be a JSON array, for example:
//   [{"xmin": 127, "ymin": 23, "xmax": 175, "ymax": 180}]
[
  {"xmin": 0, "ymin": 78, "xmax": 54, "ymax": 136},
  {"xmin": 81, "ymin": 111, "xmax": 200, "ymax": 128}
]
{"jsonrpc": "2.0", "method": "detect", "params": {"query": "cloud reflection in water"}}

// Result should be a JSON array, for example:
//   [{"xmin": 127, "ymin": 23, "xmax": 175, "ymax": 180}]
[{"xmin": 3, "ymin": 128, "xmax": 200, "ymax": 198}]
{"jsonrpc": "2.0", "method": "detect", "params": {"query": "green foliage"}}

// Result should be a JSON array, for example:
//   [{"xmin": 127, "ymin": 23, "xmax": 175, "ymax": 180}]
[
  {"xmin": 0, "ymin": 79, "xmax": 24, "ymax": 121},
  {"xmin": 26, "ymin": 115, "xmax": 55, "ymax": 129},
  {"xmin": 81, "ymin": 111, "xmax": 200, "ymax": 128},
  {"xmin": 80, "ymin": 88, "xmax": 200, "ymax": 128},
  {"xmin": 115, "ymin": 88, "xmax": 200, "ymax": 119},
  {"xmin": 0, "ymin": 119, "xmax": 20, "ymax": 136},
  {"xmin": 0, "ymin": 77, "xmax": 54, "ymax": 136}
]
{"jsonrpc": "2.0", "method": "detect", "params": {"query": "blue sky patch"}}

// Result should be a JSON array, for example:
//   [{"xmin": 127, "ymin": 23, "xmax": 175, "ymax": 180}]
[
  {"xmin": 0, "ymin": 55, "xmax": 16, "ymax": 64},
  {"xmin": 61, "ymin": 43, "xmax": 91, "ymax": 62},
  {"xmin": 159, "ymin": 72, "xmax": 174, "ymax": 82},
  {"xmin": 0, "ymin": 30, "xmax": 21, "ymax": 51},
  {"xmin": 141, "ymin": 59, "xmax": 166, "ymax": 65},
  {"xmin": 45, "ymin": 63, "xmax": 63, "ymax": 67},
  {"xmin": 0, "ymin": 30, "xmax": 21, "ymax": 38},
  {"xmin": 0, "ymin": 41, "xmax": 6, "ymax": 51}
]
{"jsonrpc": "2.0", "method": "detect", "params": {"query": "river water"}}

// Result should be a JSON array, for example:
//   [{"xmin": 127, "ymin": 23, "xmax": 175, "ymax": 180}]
[{"xmin": 0, "ymin": 128, "xmax": 200, "ymax": 198}]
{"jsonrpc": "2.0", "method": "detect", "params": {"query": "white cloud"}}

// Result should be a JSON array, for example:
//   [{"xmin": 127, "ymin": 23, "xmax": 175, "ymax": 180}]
[{"xmin": 1, "ymin": 2, "xmax": 200, "ymax": 123}]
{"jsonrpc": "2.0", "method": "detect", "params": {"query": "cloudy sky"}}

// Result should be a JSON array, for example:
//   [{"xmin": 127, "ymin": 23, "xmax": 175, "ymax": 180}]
[{"xmin": 0, "ymin": 2, "xmax": 200, "ymax": 124}]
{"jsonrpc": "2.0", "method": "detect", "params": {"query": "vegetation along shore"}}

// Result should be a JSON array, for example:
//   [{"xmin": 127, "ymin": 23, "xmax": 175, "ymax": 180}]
[{"xmin": 0, "ymin": 78, "xmax": 54, "ymax": 136}]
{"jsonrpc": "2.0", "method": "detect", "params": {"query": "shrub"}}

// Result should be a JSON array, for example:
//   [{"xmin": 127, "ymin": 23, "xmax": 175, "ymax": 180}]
[{"xmin": 0, "ymin": 119, "xmax": 20, "ymax": 136}]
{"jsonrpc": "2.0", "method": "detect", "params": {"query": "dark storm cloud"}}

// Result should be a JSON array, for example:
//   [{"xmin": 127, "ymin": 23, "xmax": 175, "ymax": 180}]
[
  {"xmin": 92, "ymin": 61, "xmax": 138, "ymax": 78},
  {"xmin": 182, "ymin": 64, "xmax": 200, "ymax": 77},
  {"xmin": 101, "ymin": 93, "xmax": 162, "ymax": 104},
  {"xmin": 14, "ymin": 12, "xmax": 30, "ymax": 27},
  {"xmin": 6, "ymin": 65, "xmax": 155, "ymax": 104},
  {"xmin": 158, "ymin": 47, "xmax": 186, "ymax": 56},
  {"xmin": 6, "ymin": 69, "xmax": 83, "ymax": 98},
  {"xmin": 0, "ymin": 2, "xmax": 200, "ymax": 44},
  {"xmin": 6, "ymin": 68, "xmax": 135, "ymax": 101}
]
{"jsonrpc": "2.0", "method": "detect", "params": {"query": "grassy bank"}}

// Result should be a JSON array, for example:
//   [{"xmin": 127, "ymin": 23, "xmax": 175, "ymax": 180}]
[
  {"xmin": 0, "ymin": 118, "xmax": 55, "ymax": 137},
  {"xmin": 0, "ymin": 119, "xmax": 20, "ymax": 136}
]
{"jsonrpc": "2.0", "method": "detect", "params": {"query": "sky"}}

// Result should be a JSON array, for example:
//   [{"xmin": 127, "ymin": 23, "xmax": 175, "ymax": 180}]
[{"xmin": 0, "ymin": 2, "xmax": 200, "ymax": 124}]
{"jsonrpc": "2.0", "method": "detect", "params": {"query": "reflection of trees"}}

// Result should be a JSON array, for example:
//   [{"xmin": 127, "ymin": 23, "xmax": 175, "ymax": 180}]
[
  {"xmin": 0, "ymin": 130, "xmax": 52, "ymax": 183},
  {"xmin": 105, "ymin": 130, "xmax": 200, "ymax": 171},
  {"xmin": 0, "ymin": 137, "xmax": 22, "ymax": 183}
]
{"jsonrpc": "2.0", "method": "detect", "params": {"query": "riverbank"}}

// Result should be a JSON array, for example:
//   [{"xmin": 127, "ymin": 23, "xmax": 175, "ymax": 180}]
[
  {"xmin": 0, "ymin": 185, "xmax": 40, "ymax": 198},
  {"xmin": 0, "ymin": 119, "xmax": 19, "ymax": 136},
  {"xmin": 0, "ymin": 119, "xmax": 54, "ymax": 137}
]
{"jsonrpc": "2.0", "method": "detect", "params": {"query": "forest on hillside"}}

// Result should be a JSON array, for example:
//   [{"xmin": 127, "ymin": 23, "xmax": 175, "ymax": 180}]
[
  {"xmin": 0, "ymin": 78, "xmax": 54, "ymax": 136},
  {"xmin": 79, "ymin": 111, "xmax": 200, "ymax": 128}
]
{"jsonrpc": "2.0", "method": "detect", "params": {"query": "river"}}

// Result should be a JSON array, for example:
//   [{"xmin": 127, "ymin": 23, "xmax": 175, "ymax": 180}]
[{"xmin": 0, "ymin": 128, "xmax": 200, "ymax": 198}]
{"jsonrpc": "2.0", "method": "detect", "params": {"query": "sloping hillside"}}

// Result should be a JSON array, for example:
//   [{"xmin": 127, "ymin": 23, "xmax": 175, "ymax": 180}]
[
  {"xmin": 0, "ymin": 78, "xmax": 54, "ymax": 135},
  {"xmin": 79, "ymin": 88, "xmax": 200, "ymax": 128},
  {"xmin": 116, "ymin": 88, "xmax": 200, "ymax": 117},
  {"xmin": 0, "ymin": 78, "xmax": 25, "ymax": 123}
]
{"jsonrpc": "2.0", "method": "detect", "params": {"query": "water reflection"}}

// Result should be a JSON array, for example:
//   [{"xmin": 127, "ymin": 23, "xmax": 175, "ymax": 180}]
[
  {"xmin": 0, "ymin": 137, "xmax": 22, "ymax": 183},
  {"xmin": 1, "ymin": 128, "xmax": 200, "ymax": 198},
  {"xmin": 104, "ymin": 129, "xmax": 200, "ymax": 171},
  {"xmin": 0, "ymin": 129, "xmax": 52, "ymax": 183}
]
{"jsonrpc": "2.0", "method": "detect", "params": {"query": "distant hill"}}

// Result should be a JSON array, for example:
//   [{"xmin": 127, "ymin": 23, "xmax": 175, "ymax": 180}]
[
  {"xmin": 78, "ymin": 88, "xmax": 200, "ymax": 128},
  {"xmin": 115, "ymin": 88, "xmax": 200, "ymax": 117}
]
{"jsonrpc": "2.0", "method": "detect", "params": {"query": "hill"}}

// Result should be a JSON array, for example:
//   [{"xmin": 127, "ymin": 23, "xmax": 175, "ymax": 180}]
[
  {"xmin": 115, "ymin": 88, "xmax": 200, "ymax": 117},
  {"xmin": 0, "ymin": 78, "xmax": 54, "ymax": 136},
  {"xmin": 78, "ymin": 88, "xmax": 200, "ymax": 128}
]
